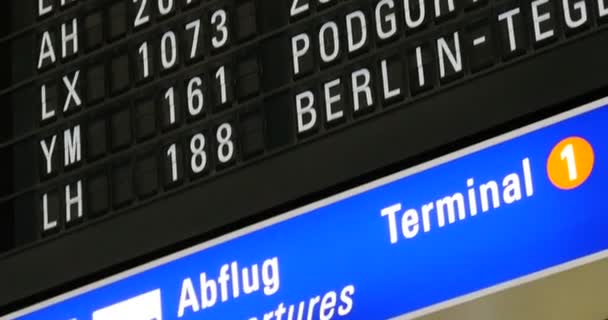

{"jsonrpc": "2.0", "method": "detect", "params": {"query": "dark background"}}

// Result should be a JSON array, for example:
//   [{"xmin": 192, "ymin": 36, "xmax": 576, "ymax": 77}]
[{"xmin": 2, "ymin": 0, "xmax": 608, "ymax": 315}]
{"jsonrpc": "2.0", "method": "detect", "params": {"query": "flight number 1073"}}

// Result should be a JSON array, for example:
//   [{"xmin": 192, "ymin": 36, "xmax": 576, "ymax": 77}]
[
  {"xmin": 134, "ymin": 0, "xmax": 230, "ymax": 80},
  {"xmin": 164, "ymin": 122, "xmax": 237, "ymax": 185}
]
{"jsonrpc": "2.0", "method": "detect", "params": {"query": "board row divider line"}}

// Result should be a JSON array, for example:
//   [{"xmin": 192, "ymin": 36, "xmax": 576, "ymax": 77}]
[
  {"xmin": 0, "ymin": 1, "xmax": 494, "ymax": 150},
  {"xmin": 0, "ymin": 0, "xmax": 227, "ymax": 45},
  {"xmin": 0, "ymin": 0, "xmax": 358, "ymax": 96},
  {"xmin": 0, "ymin": 22, "xmax": 600, "ymax": 207}
]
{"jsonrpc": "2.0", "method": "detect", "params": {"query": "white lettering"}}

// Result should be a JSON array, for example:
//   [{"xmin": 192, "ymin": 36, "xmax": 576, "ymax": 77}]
[
  {"xmin": 523, "ymin": 158, "xmax": 534, "ymax": 197},
  {"xmin": 599, "ymin": 0, "xmax": 608, "ymax": 17},
  {"xmin": 502, "ymin": 173, "xmax": 523, "ymax": 204},
  {"xmin": 158, "ymin": 0, "xmax": 174, "ymax": 15},
  {"xmin": 436, "ymin": 193, "xmax": 466, "ymax": 227},
  {"xmin": 319, "ymin": 292, "xmax": 337, "ymax": 320},
  {"xmin": 161, "ymin": 31, "xmax": 178, "ymax": 70},
  {"xmin": 467, "ymin": 178, "xmax": 478, "ymax": 216},
  {"xmin": 498, "ymin": 8, "xmax": 521, "ymax": 52},
  {"xmin": 404, "ymin": 0, "xmax": 426, "ymax": 29},
  {"xmin": 61, "ymin": 18, "xmax": 79, "ymax": 58},
  {"xmin": 346, "ymin": 11, "xmax": 367, "ymax": 53},
  {"xmin": 401, "ymin": 209, "xmax": 420, "ymax": 239},
  {"xmin": 415, "ymin": 46, "xmax": 425, "ymax": 87},
  {"xmin": 437, "ymin": 32, "xmax": 462, "ymax": 79},
  {"xmin": 563, "ymin": 0, "xmax": 588, "ymax": 29},
  {"xmin": 42, "ymin": 193, "xmax": 58, "ymax": 231},
  {"xmin": 375, "ymin": 0, "xmax": 397, "ymax": 40},
  {"xmin": 337, "ymin": 285, "xmax": 355, "ymax": 316},
  {"xmin": 63, "ymin": 71, "xmax": 82, "ymax": 112},
  {"xmin": 291, "ymin": 33, "xmax": 311, "ymax": 76},
  {"xmin": 262, "ymin": 257, "xmax": 280, "ymax": 296},
  {"xmin": 177, "ymin": 278, "xmax": 200, "ymax": 318},
  {"xmin": 435, "ymin": 0, "xmax": 455, "ymax": 17},
  {"xmin": 290, "ymin": 0, "xmax": 309, "ymax": 17},
  {"xmin": 179, "ymin": 257, "xmax": 281, "ymax": 318},
  {"xmin": 324, "ymin": 79, "xmax": 343, "ymax": 123},
  {"xmin": 39, "ymin": 0, "xmax": 53, "ymax": 16},
  {"xmin": 381, "ymin": 203, "xmax": 401, "ymax": 244},
  {"xmin": 480, "ymin": 181, "xmax": 500, "ymax": 212},
  {"xmin": 133, "ymin": 0, "xmax": 151, "ymax": 27},
  {"xmin": 40, "ymin": 135, "xmax": 57, "ymax": 175},
  {"xmin": 218, "ymin": 265, "xmax": 230, "ymax": 302},
  {"xmin": 38, "ymin": 31, "xmax": 57, "ymax": 70},
  {"xmin": 296, "ymin": 91, "xmax": 317, "ymax": 133},
  {"xmin": 40, "ymin": 85, "xmax": 55, "ymax": 121},
  {"xmin": 382, "ymin": 158, "xmax": 535, "ymax": 243},
  {"xmin": 200, "ymin": 273, "xmax": 218, "ymax": 309},
  {"xmin": 319, "ymin": 22, "xmax": 340, "ymax": 63},
  {"xmin": 64, "ymin": 125, "xmax": 82, "ymax": 167},
  {"xmin": 185, "ymin": 20, "xmax": 201, "ymax": 59},
  {"xmin": 351, "ymin": 68, "xmax": 372, "ymax": 112},
  {"xmin": 65, "ymin": 180, "xmax": 83, "ymax": 222},
  {"xmin": 532, "ymin": 0, "xmax": 555, "ymax": 42},
  {"xmin": 381, "ymin": 59, "xmax": 401, "ymax": 100}
]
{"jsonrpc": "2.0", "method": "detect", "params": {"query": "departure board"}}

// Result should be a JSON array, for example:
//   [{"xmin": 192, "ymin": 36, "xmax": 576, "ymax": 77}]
[{"xmin": 2, "ymin": 0, "xmax": 608, "ymax": 314}]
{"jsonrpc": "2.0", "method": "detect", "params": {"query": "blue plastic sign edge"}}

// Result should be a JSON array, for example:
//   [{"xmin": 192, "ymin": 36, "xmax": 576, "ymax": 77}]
[{"xmin": 7, "ymin": 95, "xmax": 608, "ymax": 320}]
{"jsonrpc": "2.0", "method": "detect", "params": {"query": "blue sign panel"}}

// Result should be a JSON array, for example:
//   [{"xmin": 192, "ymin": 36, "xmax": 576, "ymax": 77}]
[{"xmin": 8, "ymin": 97, "xmax": 608, "ymax": 320}]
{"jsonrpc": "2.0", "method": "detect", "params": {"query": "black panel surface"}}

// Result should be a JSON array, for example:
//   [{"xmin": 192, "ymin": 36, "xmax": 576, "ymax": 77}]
[{"xmin": 2, "ymin": 0, "xmax": 608, "ymax": 313}]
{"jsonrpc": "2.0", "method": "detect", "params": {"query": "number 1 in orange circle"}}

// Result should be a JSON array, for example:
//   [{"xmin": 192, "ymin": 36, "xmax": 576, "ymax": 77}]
[{"xmin": 547, "ymin": 136, "xmax": 595, "ymax": 190}]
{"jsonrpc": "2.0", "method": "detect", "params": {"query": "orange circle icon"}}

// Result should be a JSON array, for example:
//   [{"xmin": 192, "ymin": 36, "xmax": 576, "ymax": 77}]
[{"xmin": 547, "ymin": 136, "xmax": 595, "ymax": 190}]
